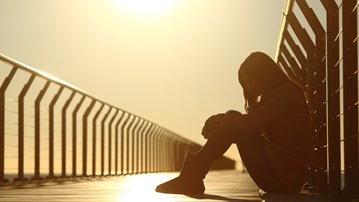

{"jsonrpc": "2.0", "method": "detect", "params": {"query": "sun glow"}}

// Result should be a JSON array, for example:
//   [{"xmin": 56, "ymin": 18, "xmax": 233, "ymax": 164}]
[
  {"xmin": 115, "ymin": 174, "xmax": 177, "ymax": 202},
  {"xmin": 113, "ymin": 0, "xmax": 181, "ymax": 18}
]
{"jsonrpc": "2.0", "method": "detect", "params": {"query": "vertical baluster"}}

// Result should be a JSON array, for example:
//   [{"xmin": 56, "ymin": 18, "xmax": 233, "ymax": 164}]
[
  {"xmin": 0, "ymin": 67, "xmax": 17, "ymax": 182},
  {"xmin": 62, "ymin": 91, "xmax": 76, "ymax": 178},
  {"xmin": 115, "ymin": 111, "xmax": 125, "ymax": 175},
  {"xmin": 125, "ymin": 115, "xmax": 134, "ymax": 174},
  {"xmin": 164, "ymin": 130, "xmax": 169, "ymax": 171},
  {"xmin": 15, "ymin": 74, "xmax": 35, "ymax": 182},
  {"xmin": 82, "ymin": 99, "xmax": 96, "ymax": 177},
  {"xmin": 130, "ymin": 117, "xmax": 139, "ymax": 174},
  {"xmin": 120, "ymin": 113, "xmax": 130, "ymax": 175},
  {"xmin": 108, "ymin": 109, "xmax": 119, "ymax": 175},
  {"xmin": 101, "ymin": 106, "xmax": 112, "ymax": 176},
  {"xmin": 47, "ymin": 86, "xmax": 64, "ymax": 179},
  {"xmin": 343, "ymin": 0, "xmax": 358, "ymax": 195},
  {"xmin": 144, "ymin": 124, "xmax": 153, "ymax": 173},
  {"xmin": 158, "ymin": 128, "xmax": 165, "ymax": 172},
  {"xmin": 72, "ymin": 95, "xmax": 85, "ymax": 177},
  {"xmin": 136, "ymin": 119, "xmax": 145, "ymax": 174},
  {"xmin": 170, "ymin": 136, "xmax": 176, "ymax": 172},
  {"xmin": 168, "ymin": 133, "xmax": 173, "ymax": 171},
  {"xmin": 296, "ymin": 0, "xmax": 327, "ymax": 191},
  {"xmin": 152, "ymin": 126, "xmax": 159, "ymax": 173},
  {"xmin": 139, "ymin": 120, "xmax": 149, "ymax": 173},
  {"xmin": 92, "ymin": 103, "xmax": 104, "ymax": 176},
  {"xmin": 287, "ymin": 10, "xmax": 316, "ymax": 190},
  {"xmin": 164, "ymin": 134, "xmax": 169, "ymax": 171},
  {"xmin": 175, "ymin": 140, "xmax": 181, "ymax": 171},
  {"xmin": 161, "ymin": 129, "xmax": 169, "ymax": 172},
  {"xmin": 321, "ymin": 0, "xmax": 341, "ymax": 190},
  {"xmin": 153, "ymin": 127, "xmax": 159, "ymax": 172},
  {"xmin": 32, "ymin": 81, "xmax": 50, "ymax": 180}
]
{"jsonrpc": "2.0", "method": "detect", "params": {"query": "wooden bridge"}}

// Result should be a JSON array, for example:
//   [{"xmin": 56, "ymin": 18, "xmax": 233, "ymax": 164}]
[
  {"xmin": 0, "ymin": 170, "xmax": 342, "ymax": 202},
  {"xmin": 0, "ymin": 0, "xmax": 358, "ymax": 201}
]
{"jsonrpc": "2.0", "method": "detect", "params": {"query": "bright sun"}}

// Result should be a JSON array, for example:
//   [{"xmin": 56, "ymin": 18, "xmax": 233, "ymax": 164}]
[{"xmin": 113, "ymin": 0, "xmax": 181, "ymax": 18}]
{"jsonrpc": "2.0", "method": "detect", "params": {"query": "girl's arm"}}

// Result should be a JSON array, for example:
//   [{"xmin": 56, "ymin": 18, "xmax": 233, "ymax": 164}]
[{"xmin": 220, "ymin": 83, "xmax": 304, "ymax": 134}]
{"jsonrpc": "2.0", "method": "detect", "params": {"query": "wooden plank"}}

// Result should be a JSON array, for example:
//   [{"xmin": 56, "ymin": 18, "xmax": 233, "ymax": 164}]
[
  {"xmin": 0, "ymin": 170, "xmax": 343, "ymax": 201},
  {"xmin": 0, "ymin": 171, "xmax": 259, "ymax": 202}
]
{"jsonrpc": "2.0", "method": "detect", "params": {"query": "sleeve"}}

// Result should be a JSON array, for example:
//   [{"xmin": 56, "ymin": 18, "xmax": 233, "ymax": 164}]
[{"xmin": 220, "ymin": 83, "xmax": 302, "ymax": 134}]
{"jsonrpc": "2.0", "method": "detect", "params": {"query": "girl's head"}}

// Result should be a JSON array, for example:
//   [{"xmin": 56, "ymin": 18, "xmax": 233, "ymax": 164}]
[{"xmin": 238, "ymin": 52, "xmax": 291, "ymax": 111}]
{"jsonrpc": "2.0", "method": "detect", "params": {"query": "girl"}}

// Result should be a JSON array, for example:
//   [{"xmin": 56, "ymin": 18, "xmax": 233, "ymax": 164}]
[{"xmin": 156, "ymin": 51, "xmax": 313, "ymax": 194}]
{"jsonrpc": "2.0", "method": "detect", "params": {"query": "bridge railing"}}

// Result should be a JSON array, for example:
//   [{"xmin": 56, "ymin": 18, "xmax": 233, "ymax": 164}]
[
  {"xmin": 0, "ymin": 54, "xmax": 235, "ymax": 183},
  {"xmin": 276, "ymin": 0, "xmax": 358, "ymax": 196}
]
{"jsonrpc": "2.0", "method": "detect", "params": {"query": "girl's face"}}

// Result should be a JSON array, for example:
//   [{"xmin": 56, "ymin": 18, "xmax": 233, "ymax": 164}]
[{"xmin": 239, "ymin": 73, "xmax": 264, "ymax": 96}]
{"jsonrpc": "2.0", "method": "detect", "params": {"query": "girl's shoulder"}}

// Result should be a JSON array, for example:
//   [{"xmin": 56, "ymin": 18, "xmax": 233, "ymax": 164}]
[{"xmin": 271, "ymin": 82, "xmax": 302, "ymax": 96}]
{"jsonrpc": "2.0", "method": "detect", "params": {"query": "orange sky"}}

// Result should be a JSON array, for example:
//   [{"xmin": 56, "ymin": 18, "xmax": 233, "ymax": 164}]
[{"xmin": 0, "ymin": 0, "xmax": 326, "ymax": 167}]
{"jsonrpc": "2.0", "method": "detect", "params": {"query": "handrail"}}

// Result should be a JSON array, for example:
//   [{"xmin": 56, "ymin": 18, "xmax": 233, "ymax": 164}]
[
  {"xmin": 0, "ymin": 54, "xmax": 85, "ymax": 95},
  {"xmin": 0, "ymin": 53, "xmax": 236, "ymax": 183},
  {"xmin": 275, "ymin": 0, "xmax": 295, "ymax": 63},
  {"xmin": 0, "ymin": 53, "xmax": 158, "ymax": 126},
  {"xmin": 0, "ymin": 53, "xmax": 202, "ymax": 145}
]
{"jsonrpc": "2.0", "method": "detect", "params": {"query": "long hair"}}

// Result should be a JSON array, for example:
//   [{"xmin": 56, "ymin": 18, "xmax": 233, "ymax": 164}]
[{"xmin": 238, "ymin": 52, "xmax": 293, "ymax": 112}]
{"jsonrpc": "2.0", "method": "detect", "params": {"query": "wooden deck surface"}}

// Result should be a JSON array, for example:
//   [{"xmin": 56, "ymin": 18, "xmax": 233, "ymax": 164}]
[{"xmin": 0, "ymin": 170, "xmax": 343, "ymax": 202}]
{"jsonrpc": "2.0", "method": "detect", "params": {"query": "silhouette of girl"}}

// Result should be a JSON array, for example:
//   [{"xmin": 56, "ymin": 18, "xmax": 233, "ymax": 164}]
[{"xmin": 156, "ymin": 51, "xmax": 313, "ymax": 194}]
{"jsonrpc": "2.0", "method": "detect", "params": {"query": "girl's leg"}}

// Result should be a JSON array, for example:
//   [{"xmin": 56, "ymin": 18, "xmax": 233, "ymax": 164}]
[
  {"xmin": 235, "ymin": 131, "xmax": 286, "ymax": 193},
  {"xmin": 155, "ymin": 135, "xmax": 232, "ymax": 194},
  {"xmin": 196, "ymin": 134, "xmax": 232, "ymax": 164},
  {"xmin": 197, "ymin": 132, "xmax": 287, "ymax": 192}
]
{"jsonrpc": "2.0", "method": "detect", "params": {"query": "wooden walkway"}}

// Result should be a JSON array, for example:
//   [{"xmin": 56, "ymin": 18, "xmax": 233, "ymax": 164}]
[{"xmin": 0, "ymin": 170, "xmax": 344, "ymax": 202}]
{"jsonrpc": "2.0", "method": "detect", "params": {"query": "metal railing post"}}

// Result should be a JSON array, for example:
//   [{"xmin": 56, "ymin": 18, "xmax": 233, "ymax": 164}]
[
  {"xmin": 286, "ymin": 9, "xmax": 318, "ymax": 190},
  {"xmin": 164, "ymin": 134, "xmax": 171, "ymax": 171},
  {"xmin": 283, "ymin": 32, "xmax": 307, "ymax": 79},
  {"xmin": 154, "ymin": 128, "xmax": 159, "ymax": 173},
  {"xmin": 144, "ymin": 124, "xmax": 153, "ymax": 173},
  {"xmin": 120, "ymin": 113, "xmax": 130, "ymax": 175},
  {"xmin": 47, "ymin": 86, "xmax": 64, "ymax": 179},
  {"xmin": 150, "ymin": 126, "xmax": 159, "ymax": 173},
  {"xmin": 296, "ymin": 0, "xmax": 327, "ymax": 191},
  {"xmin": 115, "ymin": 111, "xmax": 125, "ymax": 175},
  {"xmin": 153, "ymin": 127, "xmax": 160, "ymax": 172},
  {"xmin": 280, "ymin": 44, "xmax": 301, "ymax": 78},
  {"xmin": 343, "ymin": 0, "xmax": 358, "ymax": 194},
  {"xmin": 130, "ymin": 117, "xmax": 140, "ymax": 174},
  {"xmin": 278, "ymin": 55, "xmax": 296, "ymax": 79},
  {"xmin": 61, "ymin": 91, "xmax": 76, "ymax": 177},
  {"xmin": 101, "ymin": 106, "xmax": 112, "ymax": 176},
  {"xmin": 82, "ymin": 99, "xmax": 96, "ymax": 177},
  {"xmin": 15, "ymin": 74, "xmax": 35, "ymax": 182},
  {"xmin": 33, "ymin": 81, "xmax": 51, "ymax": 180},
  {"xmin": 108, "ymin": 109, "xmax": 119, "ymax": 175},
  {"xmin": 157, "ymin": 128, "xmax": 166, "ymax": 172},
  {"xmin": 135, "ymin": 119, "xmax": 145, "ymax": 174},
  {"xmin": 126, "ymin": 115, "xmax": 135, "ymax": 174},
  {"xmin": 140, "ymin": 121, "xmax": 150, "ymax": 174},
  {"xmin": 321, "ymin": 0, "xmax": 341, "ymax": 190},
  {"xmin": 71, "ymin": 95, "xmax": 85, "ymax": 177},
  {"xmin": 92, "ymin": 103, "xmax": 104, "ymax": 176},
  {"xmin": 0, "ymin": 67, "xmax": 17, "ymax": 182}
]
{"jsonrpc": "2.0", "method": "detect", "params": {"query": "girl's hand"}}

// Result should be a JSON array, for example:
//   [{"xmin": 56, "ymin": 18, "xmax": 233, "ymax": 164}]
[
  {"xmin": 201, "ymin": 113, "xmax": 224, "ymax": 139},
  {"xmin": 225, "ymin": 110, "xmax": 242, "ymax": 115}
]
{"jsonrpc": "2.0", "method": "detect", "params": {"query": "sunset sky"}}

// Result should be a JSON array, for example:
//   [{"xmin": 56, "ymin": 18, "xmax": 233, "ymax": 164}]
[{"xmin": 0, "ymin": 0, "xmax": 326, "ymax": 166}]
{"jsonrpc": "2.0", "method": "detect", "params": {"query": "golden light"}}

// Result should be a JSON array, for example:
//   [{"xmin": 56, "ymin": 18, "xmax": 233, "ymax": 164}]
[
  {"xmin": 115, "ymin": 173, "xmax": 178, "ymax": 201},
  {"xmin": 113, "ymin": 0, "xmax": 181, "ymax": 18}
]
